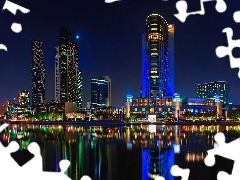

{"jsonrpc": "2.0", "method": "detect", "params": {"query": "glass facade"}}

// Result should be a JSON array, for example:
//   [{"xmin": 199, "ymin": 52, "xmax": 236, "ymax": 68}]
[
  {"xmin": 91, "ymin": 77, "xmax": 111, "ymax": 108},
  {"xmin": 31, "ymin": 40, "xmax": 45, "ymax": 107},
  {"xmin": 58, "ymin": 26, "xmax": 82, "ymax": 109},
  {"xmin": 142, "ymin": 14, "xmax": 174, "ymax": 98},
  {"xmin": 196, "ymin": 81, "xmax": 230, "ymax": 104},
  {"xmin": 55, "ymin": 46, "xmax": 60, "ymax": 102}
]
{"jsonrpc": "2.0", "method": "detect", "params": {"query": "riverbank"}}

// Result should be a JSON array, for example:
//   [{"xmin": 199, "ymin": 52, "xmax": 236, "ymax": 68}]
[{"xmin": 2, "ymin": 120, "xmax": 240, "ymax": 126}]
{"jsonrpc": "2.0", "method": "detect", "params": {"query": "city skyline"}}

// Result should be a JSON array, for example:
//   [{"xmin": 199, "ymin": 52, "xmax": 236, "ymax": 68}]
[{"xmin": 1, "ymin": 0, "xmax": 240, "ymax": 107}]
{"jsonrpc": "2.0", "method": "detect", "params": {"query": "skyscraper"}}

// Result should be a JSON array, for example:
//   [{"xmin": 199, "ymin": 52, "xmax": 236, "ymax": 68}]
[
  {"xmin": 196, "ymin": 81, "xmax": 230, "ymax": 104},
  {"xmin": 55, "ymin": 46, "xmax": 60, "ymax": 102},
  {"xmin": 142, "ymin": 14, "xmax": 174, "ymax": 98},
  {"xmin": 91, "ymin": 76, "xmax": 111, "ymax": 108},
  {"xmin": 31, "ymin": 40, "xmax": 45, "ymax": 107},
  {"xmin": 77, "ymin": 70, "xmax": 83, "ymax": 108},
  {"xmin": 103, "ymin": 76, "xmax": 111, "ymax": 106},
  {"xmin": 56, "ymin": 26, "xmax": 82, "ymax": 109}
]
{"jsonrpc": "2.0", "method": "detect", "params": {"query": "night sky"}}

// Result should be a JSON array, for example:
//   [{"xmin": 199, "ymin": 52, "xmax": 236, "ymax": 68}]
[{"xmin": 1, "ymin": 0, "xmax": 240, "ymax": 107}]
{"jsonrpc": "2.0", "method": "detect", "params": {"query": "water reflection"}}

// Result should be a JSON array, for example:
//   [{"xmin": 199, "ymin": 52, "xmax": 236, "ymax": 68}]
[{"xmin": 1, "ymin": 124, "xmax": 240, "ymax": 180}]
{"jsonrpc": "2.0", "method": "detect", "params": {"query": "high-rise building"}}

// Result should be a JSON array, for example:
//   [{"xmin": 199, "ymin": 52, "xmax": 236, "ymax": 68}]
[
  {"xmin": 142, "ymin": 14, "xmax": 174, "ymax": 98},
  {"xmin": 17, "ymin": 90, "xmax": 30, "ymax": 106},
  {"xmin": 55, "ymin": 46, "xmax": 60, "ymax": 102},
  {"xmin": 196, "ymin": 81, "xmax": 230, "ymax": 104},
  {"xmin": 56, "ymin": 26, "xmax": 82, "ymax": 109},
  {"xmin": 77, "ymin": 70, "xmax": 83, "ymax": 107},
  {"xmin": 31, "ymin": 40, "xmax": 45, "ymax": 107},
  {"xmin": 103, "ymin": 76, "xmax": 111, "ymax": 106},
  {"xmin": 91, "ymin": 76, "xmax": 111, "ymax": 108}
]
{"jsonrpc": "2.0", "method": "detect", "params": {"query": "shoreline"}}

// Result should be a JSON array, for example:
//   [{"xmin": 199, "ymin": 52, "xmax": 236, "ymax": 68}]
[{"xmin": 2, "ymin": 120, "xmax": 240, "ymax": 126}]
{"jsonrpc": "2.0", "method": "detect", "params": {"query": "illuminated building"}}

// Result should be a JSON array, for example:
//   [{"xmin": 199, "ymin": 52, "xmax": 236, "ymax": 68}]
[
  {"xmin": 17, "ymin": 90, "xmax": 30, "ymax": 106},
  {"xmin": 142, "ymin": 14, "xmax": 174, "ymax": 98},
  {"xmin": 1, "ymin": 90, "xmax": 32, "ymax": 118},
  {"xmin": 196, "ymin": 81, "xmax": 230, "ymax": 104},
  {"xmin": 91, "ymin": 76, "xmax": 111, "ymax": 108},
  {"xmin": 57, "ymin": 26, "xmax": 82, "ymax": 109},
  {"xmin": 55, "ymin": 46, "xmax": 60, "ymax": 102},
  {"xmin": 125, "ymin": 95, "xmax": 133, "ymax": 118},
  {"xmin": 31, "ymin": 40, "xmax": 45, "ymax": 107},
  {"xmin": 103, "ymin": 76, "xmax": 111, "ymax": 106},
  {"xmin": 77, "ymin": 70, "xmax": 83, "ymax": 108},
  {"xmin": 130, "ymin": 93, "xmax": 221, "ymax": 120}
]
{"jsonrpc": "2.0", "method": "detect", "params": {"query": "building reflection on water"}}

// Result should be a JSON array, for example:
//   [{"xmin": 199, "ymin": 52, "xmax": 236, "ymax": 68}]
[{"xmin": 1, "ymin": 124, "xmax": 240, "ymax": 179}]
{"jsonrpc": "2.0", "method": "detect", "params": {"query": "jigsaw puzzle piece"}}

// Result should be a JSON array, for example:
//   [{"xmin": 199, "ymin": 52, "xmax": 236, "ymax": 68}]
[
  {"xmin": 174, "ymin": 1, "xmax": 188, "ymax": 23},
  {"xmin": 170, "ymin": 165, "xmax": 190, "ymax": 180},
  {"xmin": 0, "ymin": 123, "xmax": 9, "ymax": 132},
  {"xmin": 2, "ymin": 0, "xmax": 30, "ymax": 15},
  {"xmin": 154, "ymin": 176, "xmax": 165, "ymax": 180},
  {"xmin": 204, "ymin": 132, "xmax": 227, "ymax": 167},
  {"xmin": 205, "ymin": 131, "xmax": 240, "ymax": 178},
  {"xmin": 59, "ymin": 160, "xmax": 70, "ymax": 173},
  {"xmin": 204, "ymin": 151, "xmax": 216, "ymax": 166},
  {"xmin": 21, "ymin": 142, "xmax": 43, "ymax": 173},
  {"xmin": 233, "ymin": 11, "xmax": 240, "ymax": 23},
  {"xmin": 216, "ymin": 27, "xmax": 240, "ymax": 78},
  {"xmin": 0, "ymin": 44, "xmax": 7, "ymax": 51},
  {"xmin": 214, "ymin": 132, "xmax": 226, "ymax": 145},
  {"xmin": 0, "ymin": 141, "xmax": 20, "ymax": 177},
  {"xmin": 80, "ymin": 175, "xmax": 92, "ymax": 180},
  {"xmin": 217, "ymin": 171, "xmax": 232, "ymax": 180},
  {"xmin": 174, "ymin": 0, "xmax": 227, "ymax": 22},
  {"xmin": 215, "ymin": 0, "xmax": 227, "ymax": 13},
  {"xmin": 105, "ymin": 0, "xmax": 121, "ymax": 3}
]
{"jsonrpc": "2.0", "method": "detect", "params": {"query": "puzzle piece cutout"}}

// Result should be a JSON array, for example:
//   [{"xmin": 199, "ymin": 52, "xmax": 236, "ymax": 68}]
[
  {"xmin": 105, "ymin": 0, "xmax": 121, "ymax": 3},
  {"xmin": 216, "ymin": 11, "xmax": 240, "ymax": 78},
  {"xmin": 174, "ymin": 0, "xmax": 227, "ymax": 22},
  {"xmin": 204, "ymin": 132, "xmax": 240, "ymax": 180},
  {"xmin": 0, "ymin": 123, "xmax": 93, "ymax": 180},
  {"xmin": 154, "ymin": 165, "xmax": 190, "ymax": 180},
  {"xmin": 1, "ymin": 0, "xmax": 30, "ymax": 51},
  {"xmin": 2, "ymin": 0, "xmax": 30, "ymax": 33},
  {"xmin": 0, "ymin": 44, "xmax": 8, "ymax": 51}
]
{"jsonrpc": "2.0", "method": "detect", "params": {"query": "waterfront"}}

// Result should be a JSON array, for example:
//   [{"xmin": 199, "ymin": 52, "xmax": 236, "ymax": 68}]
[{"xmin": 0, "ymin": 124, "xmax": 238, "ymax": 179}]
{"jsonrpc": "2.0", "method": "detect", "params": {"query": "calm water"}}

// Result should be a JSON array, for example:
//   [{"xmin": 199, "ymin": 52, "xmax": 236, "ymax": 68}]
[{"xmin": 0, "ymin": 124, "xmax": 238, "ymax": 180}]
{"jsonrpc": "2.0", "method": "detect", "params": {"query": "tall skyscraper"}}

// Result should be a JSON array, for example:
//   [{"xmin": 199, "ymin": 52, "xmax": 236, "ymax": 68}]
[
  {"xmin": 142, "ymin": 14, "xmax": 174, "ymax": 98},
  {"xmin": 196, "ymin": 81, "xmax": 230, "ymax": 104},
  {"xmin": 91, "ymin": 76, "xmax": 111, "ymax": 108},
  {"xmin": 55, "ymin": 26, "xmax": 82, "ymax": 109},
  {"xmin": 55, "ymin": 46, "xmax": 60, "ymax": 102},
  {"xmin": 103, "ymin": 76, "xmax": 111, "ymax": 106},
  {"xmin": 77, "ymin": 70, "xmax": 83, "ymax": 108},
  {"xmin": 31, "ymin": 40, "xmax": 45, "ymax": 107}
]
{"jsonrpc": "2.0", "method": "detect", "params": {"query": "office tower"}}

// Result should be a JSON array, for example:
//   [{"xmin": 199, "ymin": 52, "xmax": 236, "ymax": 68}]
[
  {"xmin": 55, "ymin": 46, "xmax": 60, "ymax": 102},
  {"xmin": 56, "ymin": 26, "xmax": 82, "ymax": 109},
  {"xmin": 168, "ymin": 24, "xmax": 174, "ymax": 97},
  {"xmin": 17, "ymin": 90, "xmax": 30, "ymax": 106},
  {"xmin": 91, "ymin": 76, "xmax": 111, "ymax": 108},
  {"xmin": 31, "ymin": 40, "xmax": 45, "ymax": 107},
  {"xmin": 103, "ymin": 76, "xmax": 111, "ymax": 106},
  {"xmin": 142, "ymin": 14, "xmax": 174, "ymax": 98},
  {"xmin": 196, "ymin": 81, "xmax": 230, "ymax": 104},
  {"xmin": 77, "ymin": 70, "xmax": 83, "ymax": 108}
]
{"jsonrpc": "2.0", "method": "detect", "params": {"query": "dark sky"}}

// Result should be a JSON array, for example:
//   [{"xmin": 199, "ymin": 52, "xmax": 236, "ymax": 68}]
[{"xmin": 1, "ymin": 0, "xmax": 240, "ymax": 107}]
